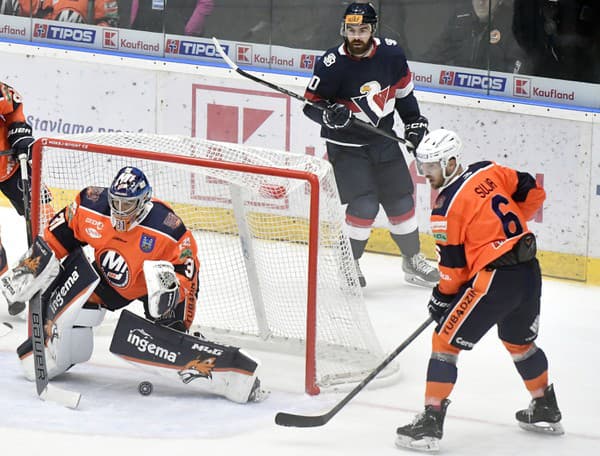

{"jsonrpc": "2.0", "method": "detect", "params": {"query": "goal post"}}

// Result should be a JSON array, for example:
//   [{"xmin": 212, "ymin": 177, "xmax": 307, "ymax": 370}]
[{"xmin": 29, "ymin": 134, "xmax": 398, "ymax": 394}]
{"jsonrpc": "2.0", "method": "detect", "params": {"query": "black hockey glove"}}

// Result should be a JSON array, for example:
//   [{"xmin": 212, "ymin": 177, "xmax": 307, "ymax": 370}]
[
  {"xmin": 404, "ymin": 115, "xmax": 429, "ymax": 152},
  {"xmin": 322, "ymin": 103, "xmax": 352, "ymax": 130},
  {"xmin": 428, "ymin": 285, "xmax": 454, "ymax": 324},
  {"xmin": 7, "ymin": 122, "xmax": 35, "ymax": 159}
]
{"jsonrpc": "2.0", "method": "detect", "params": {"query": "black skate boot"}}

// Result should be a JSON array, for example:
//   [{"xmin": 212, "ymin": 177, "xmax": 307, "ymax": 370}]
[
  {"xmin": 516, "ymin": 384, "xmax": 564, "ymax": 435},
  {"xmin": 395, "ymin": 399, "xmax": 450, "ymax": 452}
]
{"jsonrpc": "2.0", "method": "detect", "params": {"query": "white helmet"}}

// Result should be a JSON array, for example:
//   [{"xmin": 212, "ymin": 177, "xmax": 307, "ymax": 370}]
[{"xmin": 416, "ymin": 129, "xmax": 463, "ymax": 184}]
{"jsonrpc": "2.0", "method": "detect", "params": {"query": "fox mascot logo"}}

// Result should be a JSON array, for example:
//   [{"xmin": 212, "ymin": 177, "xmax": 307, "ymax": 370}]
[{"xmin": 178, "ymin": 355, "xmax": 216, "ymax": 384}]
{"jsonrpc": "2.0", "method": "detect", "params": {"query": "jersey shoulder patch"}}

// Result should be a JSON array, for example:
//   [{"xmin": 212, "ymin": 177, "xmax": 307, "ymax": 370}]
[
  {"xmin": 141, "ymin": 201, "xmax": 187, "ymax": 240},
  {"xmin": 78, "ymin": 186, "xmax": 110, "ymax": 215}
]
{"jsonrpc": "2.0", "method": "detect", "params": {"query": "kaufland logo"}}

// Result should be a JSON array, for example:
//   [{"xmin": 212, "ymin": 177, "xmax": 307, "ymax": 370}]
[
  {"xmin": 165, "ymin": 39, "xmax": 224, "ymax": 58},
  {"xmin": 300, "ymin": 54, "xmax": 316, "ymax": 69},
  {"xmin": 439, "ymin": 70, "xmax": 506, "ymax": 92},
  {"xmin": 103, "ymin": 29, "xmax": 118, "ymax": 49},
  {"xmin": 513, "ymin": 77, "xmax": 531, "ymax": 97},
  {"xmin": 34, "ymin": 23, "xmax": 95, "ymax": 43},
  {"xmin": 514, "ymin": 77, "xmax": 574, "ymax": 101},
  {"xmin": 236, "ymin": 45, "xmax": 252, "ymax": 63}
]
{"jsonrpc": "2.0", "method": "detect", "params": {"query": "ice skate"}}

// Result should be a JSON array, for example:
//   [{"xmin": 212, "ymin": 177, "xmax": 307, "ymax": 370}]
[
  {"xmin": 247, "ymin": 378, "xmax": 270, "ymax": 403},
  {"xmin": 516, "ymin": 384, "xmax": 564, "ymax": 435},
  {"xmin": 402, "ymin": 253, "xmax": 439, "ymax": 288},
  {"xmin": 395, "ymin": 399, "xmax": 450, "ymax": 452},
  {"xmin": 354, "ymin": 259, "xmax": 366, "ymax": 287}
]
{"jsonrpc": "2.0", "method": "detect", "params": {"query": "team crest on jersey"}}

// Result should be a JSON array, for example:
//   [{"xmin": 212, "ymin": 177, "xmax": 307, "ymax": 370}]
[
  {"xmin": 323, "ymin": 52, "xmax": 336, "ymax": 67},
  {"xmin": 99, "ymin": 250, "xmax": 130, "ymax": 288},
  {"xmin": 351, "ymin": 81, "xmax": 394, "ymax": 126},
  {"xmin": 140, "ymin": 234, "xmax": 156, "ymax": 253}
]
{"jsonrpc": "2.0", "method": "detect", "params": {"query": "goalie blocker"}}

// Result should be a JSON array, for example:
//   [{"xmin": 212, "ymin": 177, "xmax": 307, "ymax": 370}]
[{"xmin": 110, "ymin": 310, "xmax": 268, "ymax": 403}]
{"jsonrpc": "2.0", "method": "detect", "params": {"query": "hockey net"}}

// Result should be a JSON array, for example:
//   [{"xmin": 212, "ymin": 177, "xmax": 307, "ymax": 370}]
[{"xmin": 30, "ymin": 134, "xmax": 397, "ymax": 394}]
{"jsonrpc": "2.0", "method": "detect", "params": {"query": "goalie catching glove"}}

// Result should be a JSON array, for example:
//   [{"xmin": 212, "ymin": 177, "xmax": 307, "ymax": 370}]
[
  {"xmin": 0, "ymin": 236, "xmax": 60, "ymax": 304},
  {"xmin": 144, "ymin": 260, "xmax": 180, "ymax": 319}
]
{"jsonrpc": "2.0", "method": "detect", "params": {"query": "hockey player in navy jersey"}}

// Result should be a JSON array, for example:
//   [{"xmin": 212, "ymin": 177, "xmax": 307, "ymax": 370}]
[{"xmin": 303, "ymin": 2, "xmax": 439, "ymax": 288}]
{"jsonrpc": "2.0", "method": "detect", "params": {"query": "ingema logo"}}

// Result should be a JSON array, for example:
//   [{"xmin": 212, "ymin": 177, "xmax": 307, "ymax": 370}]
[{"xmin": 127, "ymin": 329, "xmax": 178, "ymax": 362}]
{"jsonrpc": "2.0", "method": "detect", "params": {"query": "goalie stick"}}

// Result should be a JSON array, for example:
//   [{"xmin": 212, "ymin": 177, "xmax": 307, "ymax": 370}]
[
  {"xmin": 30, "ymin": 291, "xmax": 81, "ymax": 409},
  {"xmin": 211, "ymin": 37, "xmax": 415, "ymax": 153},
  {"xmin": 275, "ymin": 316, "xmax": 434, "ymax": 428}
]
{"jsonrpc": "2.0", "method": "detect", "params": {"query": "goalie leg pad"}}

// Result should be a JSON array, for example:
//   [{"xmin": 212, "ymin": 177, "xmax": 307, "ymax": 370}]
[
  {"xmin": 16, "ymin": 249, "xmax": 103, "ymax": 380},
  {"xmin": 110, "ymin": 310, "xmax": 264, "ymax": 403}
]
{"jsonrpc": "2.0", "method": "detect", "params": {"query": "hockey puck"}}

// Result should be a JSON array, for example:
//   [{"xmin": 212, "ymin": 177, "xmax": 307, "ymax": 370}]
[{"xmin": 138, "ymin": 381, "xmax": 153, "ymax": 396}]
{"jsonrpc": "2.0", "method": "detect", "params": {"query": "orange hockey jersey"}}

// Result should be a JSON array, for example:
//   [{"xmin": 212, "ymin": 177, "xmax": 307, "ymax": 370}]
[
  {"xmin": 19, "ymin": 0, "xmax": 118, "ymax": 26},
  {"xmin": 0, "ymin": 82, "xmax": 27, "ymax": 182},
  {"xmin": 431, "ymin": 161, "xmax": 545, "ymax": 296},
  {"xmin": 44, "ymin": 186, "xmax": 200, "ymax": 327}
]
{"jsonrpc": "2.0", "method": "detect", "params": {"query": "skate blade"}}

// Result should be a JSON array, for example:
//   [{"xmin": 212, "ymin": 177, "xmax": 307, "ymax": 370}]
[
  {"xmin": 518, "ymin": 421, "xmax": 564, "ymax": 436},
  {"xmin": 404, "ymin": 274, "xmax": 437, "ymax": 289},
  {"xmin": 395, "ymin": 435, "xmax": 440, "ymax": 452}
]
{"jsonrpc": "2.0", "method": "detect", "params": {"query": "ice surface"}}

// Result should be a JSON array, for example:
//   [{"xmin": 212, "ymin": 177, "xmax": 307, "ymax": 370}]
[{"xmin": 0, "ymin": 208, "xmax": 597, "ymax": 455}]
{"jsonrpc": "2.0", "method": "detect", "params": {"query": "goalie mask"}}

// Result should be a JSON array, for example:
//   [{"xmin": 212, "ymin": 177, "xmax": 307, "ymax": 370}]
[
  {"xmin": 416, "ymin": 129, "xmax": 463, "ymax": 189},
  {"xmin": 108, "ymin": 166, "xmax": 152, "ymax": 232},
  {"xmin": 340, "ymin": 2, "xmax": 378, "ymax": 38}
]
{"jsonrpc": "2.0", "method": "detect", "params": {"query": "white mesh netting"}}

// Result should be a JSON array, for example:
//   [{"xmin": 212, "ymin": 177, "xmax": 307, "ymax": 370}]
[{"xmin": 33, "ymin": 133, "xmax": 397, "ymax": 392}]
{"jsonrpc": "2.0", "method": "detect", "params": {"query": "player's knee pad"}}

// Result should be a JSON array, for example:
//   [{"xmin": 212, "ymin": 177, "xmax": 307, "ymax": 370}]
[
  {"xmin": 384, "ymin": 194, "xmax": 418, "ymax": 235},
  {"xmin": 110, "ymin": 310, "xmax": 262, "ymax": 404}
]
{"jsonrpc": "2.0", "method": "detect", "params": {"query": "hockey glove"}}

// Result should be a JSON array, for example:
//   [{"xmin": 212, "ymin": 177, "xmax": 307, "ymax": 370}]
[
  {"xmin": 322, "ymin": 103, "xmax": 352, "ymax": 130},
  {"xmin": 428, "ymin": 285, "xmax": 455, "ymax": 324},
  {"xmin": 404, "ymin": 115, "xmax": 429, "ymax": 152},
  {"xmin": 7, "ymin": 122, "xmax": 35, "ymax": 159}
]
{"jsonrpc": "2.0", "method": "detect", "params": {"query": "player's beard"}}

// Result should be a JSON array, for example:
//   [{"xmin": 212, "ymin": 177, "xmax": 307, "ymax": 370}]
[{"xmin": 346, "ymin": 37, "xmax": 372, "ymax": 57}]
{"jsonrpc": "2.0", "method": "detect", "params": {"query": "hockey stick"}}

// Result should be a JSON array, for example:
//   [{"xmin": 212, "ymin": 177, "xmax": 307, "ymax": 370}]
[
  {"xmin": 30, "ymin": 291, "xmax": 81, "ymax": 409},
  {"xmin": 211, "ymin": 37, "xmax": 414, "ymax": 152},
  {"xmin": 275, "ymin": 316, "xmax": 434, "ymax": 427},
  {"xmin": 18, "ymin": 153, "xmax": 32, "ymax": 245},
  {"xmin": 5, "ymin": 153, "xmax": 32, "ymax": 317}
]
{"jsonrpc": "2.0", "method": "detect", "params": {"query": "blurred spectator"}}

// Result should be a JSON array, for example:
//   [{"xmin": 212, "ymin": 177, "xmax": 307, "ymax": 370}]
[
  {"xmin": 513, "ymin": 0, "xmax": 600, "ymax": 83},
  {"xmin": 127, "ymin": 0, "xmax": 213, "ymax": 36},
  {"xmin": 423, "ymin": 0, "xmax": 528, "ymax": 74},
  {"xmin": 0, "ymin": 0, "xmax": 118, "ymax": 26}
]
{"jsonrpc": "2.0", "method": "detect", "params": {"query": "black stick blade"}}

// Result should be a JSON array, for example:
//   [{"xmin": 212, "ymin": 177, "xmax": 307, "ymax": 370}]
[{"xmin": 275, "ymin": 411, "xmax": 330, "ymax": 428}]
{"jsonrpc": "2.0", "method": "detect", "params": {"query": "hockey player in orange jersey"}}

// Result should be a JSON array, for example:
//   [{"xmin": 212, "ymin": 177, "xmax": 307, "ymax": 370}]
[
  {"xmin": 10, "ymin": 0, "xmax": 118, "ymax": 26},
  {"xmin": 44, "ymin": 165, "xmax": 200, "ymax": 331},
  {"xmin": 395, "ymin": 129, "xmax": 563, "ymax": 452},
  {"xmin": 0, "ymin": 81, "xmax": 37, "ymax": 315},
  {"xmin": 0, "ymin": 166, "xmax": 268, "ymax": 403}
]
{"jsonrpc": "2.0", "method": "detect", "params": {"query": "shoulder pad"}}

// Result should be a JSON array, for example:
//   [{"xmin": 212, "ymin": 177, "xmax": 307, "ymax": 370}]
[
  {"xmin": 142, "ymin": 201, "xmax": 187, "ymax": 240},
  {"xmin": 78, "ymin": 186, "xmax": 110, "ymax": 214}
]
